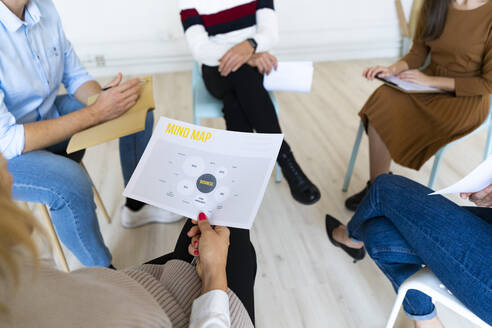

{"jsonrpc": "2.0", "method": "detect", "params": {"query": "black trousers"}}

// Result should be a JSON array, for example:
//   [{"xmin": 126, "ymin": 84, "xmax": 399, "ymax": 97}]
[
  {"xmin": 202, "ymin": 64, "xmax": 291, "ymax": 156},
  {"xmin": 146, "ymin": 219, "xmax": 257, "ymax": 324}
]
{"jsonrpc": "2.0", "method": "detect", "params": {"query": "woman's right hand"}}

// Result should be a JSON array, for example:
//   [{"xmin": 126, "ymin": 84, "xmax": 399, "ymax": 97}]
[
  {"xmin": 187, "ymin": 213, "xmax": 230, "ymax": 294},
  {"xmin": 363, "ymin": 65, "xmax": 395, "ymax": 80}
]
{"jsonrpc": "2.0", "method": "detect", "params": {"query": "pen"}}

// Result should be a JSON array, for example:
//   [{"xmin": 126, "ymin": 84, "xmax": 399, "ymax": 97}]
[{"xmin": 101, "ymin": 80, "xmax": 147, "ymax": 92}]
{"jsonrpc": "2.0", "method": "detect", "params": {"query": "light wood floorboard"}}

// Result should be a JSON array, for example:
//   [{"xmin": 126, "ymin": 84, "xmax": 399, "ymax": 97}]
[{"xmin": 36, "ymin": 59, "xmax": 486, "ymax": 328}]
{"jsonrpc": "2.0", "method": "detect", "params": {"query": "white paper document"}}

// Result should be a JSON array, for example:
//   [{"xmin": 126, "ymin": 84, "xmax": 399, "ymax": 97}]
[
  {"xmin": 263, "ymin": 61, "xmax": 314, "ymax": 93},
  {"xmin": 378, "ymin": 75, "xmax": 443, "ymax": 93},
  {"xmin": 124, "ymin": 117, "xmax": 283, "ymax": 229},
  {"xmin": 431, "ymin": 156, "xmax": 492, "ymax": 195}
]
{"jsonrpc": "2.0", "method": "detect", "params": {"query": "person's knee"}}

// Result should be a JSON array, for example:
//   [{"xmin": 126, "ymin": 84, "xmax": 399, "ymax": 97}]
[
  {"xmin": 361, "ymin": 218, "xmax": 389, "ymax": 260},
  {"xmin": 48, "ymin": 162, "xmax": 95, "ymax": 211}
]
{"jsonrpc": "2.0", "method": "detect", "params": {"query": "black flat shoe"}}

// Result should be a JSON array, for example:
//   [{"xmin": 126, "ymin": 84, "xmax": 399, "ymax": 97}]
[
  {"xmin": 325, "ymin": 214, "xmax": 365, "ymax": 263},
  {"xmin": 345, "ymin": 181, "xmax": 371, "ymax": 212},
  {"xmin": 278, "ymin": 151, "xmax": 321, "ymax": 205}
]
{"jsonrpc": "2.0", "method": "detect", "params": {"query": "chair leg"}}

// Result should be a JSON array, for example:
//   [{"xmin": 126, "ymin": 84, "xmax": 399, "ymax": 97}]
[
  {"xmin": 275, "ymin": 163, "xmax": 282, "ymax": 183},
  {"xmin": 428, "ymin": 147, "xmax": 446, "ymax": 190},
  {"xmin": 38, "ymin": 204, "xmax": 69, "ymax": 272},
  {"xmin": 484, "ymin": 123, "xmax": 492, "ymax": 161},
  {"xmin": 385, "ymin": 287, "xmax": 408, "ymax": 328},
  {"xmin": 343, "ymin": 121, "xmax": 365, "ymax": 192},
  {"xmin": 80, "ymin": 162, "xmax": 112, "ymax": 224}
]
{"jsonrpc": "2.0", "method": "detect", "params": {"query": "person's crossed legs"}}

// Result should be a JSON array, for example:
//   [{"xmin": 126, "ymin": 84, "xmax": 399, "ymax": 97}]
[
  {"xmin": 347, "ymin": 175, "xmax": 492, "ymax": 326},
  {"xmin": 9, "ymin": 94, "xmax": 174, "ymax": 267}
]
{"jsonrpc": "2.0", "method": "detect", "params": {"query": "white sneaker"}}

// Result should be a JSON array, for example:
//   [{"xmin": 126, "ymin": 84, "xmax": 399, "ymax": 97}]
[{"xmin": 121, "ymin": 205, "xmax": 183, "ymax": 228}]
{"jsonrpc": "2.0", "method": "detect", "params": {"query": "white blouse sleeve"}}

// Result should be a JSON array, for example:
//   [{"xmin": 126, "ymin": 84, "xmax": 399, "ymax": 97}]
[{"xmin": 189, "ymin": 290, "xmax": 230, "ymax": 328}]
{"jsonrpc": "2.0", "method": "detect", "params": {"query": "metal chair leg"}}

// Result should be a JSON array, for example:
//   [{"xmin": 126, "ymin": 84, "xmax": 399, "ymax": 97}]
[
  {"xmin": 275, "ymin": 163, "xmax": 282, "ymax": 183},
  {"xmin": 484, "ymin": 123, "xmax": 492, "ymax": 161},
  {"xmin": 343, "ymin": 121, "xmax": 365, "ymax": 192},
  {"xmin": 80, "ymin": 162, "xmax": 112, "ymax": 224},
  {"xmin": 38, "ymin": 204, "xmax": 69, "ymax": 272},
  {"xmin": 428, "ymin": 147, "xmax": 446, "ymax": 190}
]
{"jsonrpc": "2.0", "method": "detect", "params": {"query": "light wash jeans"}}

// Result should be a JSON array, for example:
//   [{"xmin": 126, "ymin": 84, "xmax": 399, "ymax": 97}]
[
  {"xmin": 9, "ymin": 95, "xmax": 154, "ymax": 266},
  {"xmin": 347, "ymin": 174, "xmax": 492, "ymax": 324}
]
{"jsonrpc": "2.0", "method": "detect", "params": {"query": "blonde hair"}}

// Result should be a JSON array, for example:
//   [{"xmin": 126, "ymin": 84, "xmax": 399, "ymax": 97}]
[{"xmin": 0, "ymin": 182, "xmax": 40, "ymax": 315}]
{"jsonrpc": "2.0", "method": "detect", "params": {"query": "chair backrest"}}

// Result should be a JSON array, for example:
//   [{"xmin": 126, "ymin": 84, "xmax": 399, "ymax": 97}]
[{"xmin": 402, "ymin": 268, "xmax": 490, "ymax": 328}]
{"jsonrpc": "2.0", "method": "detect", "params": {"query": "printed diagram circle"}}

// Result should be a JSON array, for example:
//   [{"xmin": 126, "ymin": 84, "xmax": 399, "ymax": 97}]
[
  {"xmin": 177, "ymin": 179, "xmax": 194, "ymax": 196},
  {"xmin": 196, "ymin": 174, "xmax": 217, "ymax": 194},
  {"xmin": 215, "ymin": 167, "xmax": 228, "ymax": 179},
  {"xmin": 183, "ymin": 156, "xmax": 205, "ymax": 177},
  {"xmin": 214, "ymin": 186, "xmax": 230, "ymax": 203}
]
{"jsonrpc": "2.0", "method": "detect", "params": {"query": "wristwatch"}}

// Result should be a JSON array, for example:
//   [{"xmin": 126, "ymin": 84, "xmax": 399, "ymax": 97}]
[{"xmin": 247, "ymin": 38, "xmax": 258, "ymax": 53}]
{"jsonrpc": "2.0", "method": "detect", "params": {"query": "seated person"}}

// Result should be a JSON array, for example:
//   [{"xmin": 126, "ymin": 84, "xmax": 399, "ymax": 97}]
[
  {"xmin": 0, "ymin": 0, "xmax": 181, "ymax": 268},
  {"xmin": 178, "ymin": 0, "xmax": 320, "ymax": 205},
  {"xmin": 0, "ymin": 153, "xmax": 256, "ymax": 327},
  {"xmin": 325, "ymin": 174, "xmax": 492, "ymax": 327},
  {"xmin": 345, "ymin": 0, "xmax": 492, "ymax": 211}
]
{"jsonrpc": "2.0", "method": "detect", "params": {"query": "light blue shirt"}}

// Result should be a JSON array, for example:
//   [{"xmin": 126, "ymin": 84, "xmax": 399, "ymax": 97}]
[{"xmin": 0, "ymin": 0, "xmax": 93, "ymax": 159}]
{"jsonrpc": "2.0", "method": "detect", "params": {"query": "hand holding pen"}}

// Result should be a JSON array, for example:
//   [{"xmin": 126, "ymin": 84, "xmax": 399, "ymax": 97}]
[{"xmin": 88, "ymin": 73, "xmax": 143, "ymax": 125}]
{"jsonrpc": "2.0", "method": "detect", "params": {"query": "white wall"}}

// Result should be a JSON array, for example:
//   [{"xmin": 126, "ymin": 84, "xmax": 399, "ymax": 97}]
[{"xmin": 52, "ymin": 0, "xmax": 413, "ymax": 77}]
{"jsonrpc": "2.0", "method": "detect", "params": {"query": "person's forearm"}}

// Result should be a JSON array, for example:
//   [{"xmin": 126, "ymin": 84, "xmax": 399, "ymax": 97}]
[
  {"xmin": 390, "ymin": 60, "xmax": 409, "ymax": 75},
  {"xmin": 23, "ymin": 105, "xmax": 99, "ymax": 153},
  {"xmin": 429, "ymin": 76, "xmax": 455, "ymax": 91},
  {"xmin": 73, "ymin": 81, "xmax": 102, "ymax": 106}
]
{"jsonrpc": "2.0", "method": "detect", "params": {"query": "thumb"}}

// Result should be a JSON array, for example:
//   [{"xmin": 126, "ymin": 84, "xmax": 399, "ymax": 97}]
[
  {"xmin": 106, "ymin": 73, "xmax": 122, "ymax": 88},
  {"xmin": 197, "ymin": 212, "xmax": 213, "ymax": 233}
]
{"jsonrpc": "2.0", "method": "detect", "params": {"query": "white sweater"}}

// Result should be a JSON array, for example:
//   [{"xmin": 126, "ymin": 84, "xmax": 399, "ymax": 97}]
[{"xmin": 179, "ymin": 0, "xmax": 279, "ymax": 66}]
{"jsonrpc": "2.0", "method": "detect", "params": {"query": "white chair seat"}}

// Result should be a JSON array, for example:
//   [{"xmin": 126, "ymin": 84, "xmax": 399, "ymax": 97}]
[{"xmin": 385, "ymin": 267, "xmax": 490, "ymax": 328}]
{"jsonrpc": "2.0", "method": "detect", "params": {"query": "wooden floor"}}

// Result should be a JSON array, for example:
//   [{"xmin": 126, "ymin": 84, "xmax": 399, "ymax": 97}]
[{"xmin": 38, "ymin": 59, "xmax": 487, "ymax": 328}]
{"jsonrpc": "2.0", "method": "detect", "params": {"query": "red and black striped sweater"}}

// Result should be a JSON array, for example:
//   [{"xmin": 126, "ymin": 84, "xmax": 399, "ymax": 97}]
[{"xmin": 179, "ymin": 0, "xmax": 278, "ymax": 66}]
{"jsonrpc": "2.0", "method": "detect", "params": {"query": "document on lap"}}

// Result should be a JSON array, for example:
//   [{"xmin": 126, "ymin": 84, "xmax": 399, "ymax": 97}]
[
  {"xmin": 66, "ymin": 76, "xmax": 154, "ymax": 154},
  {"xmin": 376, "ymin": 75, "xmax": 445, "ymax": 94},
  {"xmin": 123, "ymin": 117, "xmax": 283, "ymax": 229},
  {"xmin": 263, "ymin": 61, "xmax": 314, "ymax": 93},
  {"xmin": 431, "ymin": 156, "xmax": 492, "ymax": 195}
]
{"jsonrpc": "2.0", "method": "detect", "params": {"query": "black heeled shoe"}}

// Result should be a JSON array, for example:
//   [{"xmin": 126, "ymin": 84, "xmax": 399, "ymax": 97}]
[{"xmin": 325, "ymin": 214, "xmax": 365, "ymax": 263}]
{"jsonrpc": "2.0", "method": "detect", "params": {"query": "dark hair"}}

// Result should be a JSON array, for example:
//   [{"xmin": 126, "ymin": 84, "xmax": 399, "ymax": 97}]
[{"xmin": 419, "ymin": 0, "xmax": 452, "ymax": 41}]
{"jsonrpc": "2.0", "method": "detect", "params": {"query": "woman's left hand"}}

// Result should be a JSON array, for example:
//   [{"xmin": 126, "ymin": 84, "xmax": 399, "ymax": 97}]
[{"xmin": 397, "ymin": 69, "xmax": 435, "ymax": 86}]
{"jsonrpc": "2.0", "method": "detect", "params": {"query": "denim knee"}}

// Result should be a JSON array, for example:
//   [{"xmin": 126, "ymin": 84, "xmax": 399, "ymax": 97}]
[
  {"xmin": 361, "ymin": 217, "xmax": 420, "ymax": 264},
  {"xmin": 47, "ymin": 162, "xmax": 95, "ymax": 211}
]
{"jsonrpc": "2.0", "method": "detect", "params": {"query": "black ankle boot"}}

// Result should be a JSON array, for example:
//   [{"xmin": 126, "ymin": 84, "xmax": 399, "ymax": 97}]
[
  {"xmin": 345, "ymin": 181, "xmax": 371, "ymax": 212},
  {"xmin": 278, "ymin": 151, "xmax": 321, "ymax": 205},
  {"xmin": 345, "ymin": 173, "xmax": 392, "ymax": 211}
]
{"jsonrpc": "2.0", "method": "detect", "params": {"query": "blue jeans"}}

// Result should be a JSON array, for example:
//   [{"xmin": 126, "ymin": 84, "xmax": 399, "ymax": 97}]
[
  {"xmin": 9, "ymin": 95, "xmax": 154, "ymax": 266},
  {"xmin": 347, "ymin": 174, "xmax": 492, "ymax": 324}
]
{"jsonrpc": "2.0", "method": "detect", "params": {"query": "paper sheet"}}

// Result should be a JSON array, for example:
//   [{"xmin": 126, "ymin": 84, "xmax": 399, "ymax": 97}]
[
  {"xmin": 123, "ymin": 117, "xmax": 283, "ymax": 229},
  {"xmin": 378, "ymin": 75, "xmax": 444, "ymax": 93},
  {"xmin": 66, "ymin": 76, "xmax": 154, "ymax": 154},
  {"xmin": 431, "ymin": 156, "xmax": 492, "ymax": 195},
  {"xmin": 263, "ymin": 61, "xmax": 314, "ymax": 93}
]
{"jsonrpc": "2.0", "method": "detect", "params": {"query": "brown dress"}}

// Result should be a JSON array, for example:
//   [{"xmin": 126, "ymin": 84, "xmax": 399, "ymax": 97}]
[{"xmin": 359, "ymin": 2, "xmax": 492, "ymax": 170}]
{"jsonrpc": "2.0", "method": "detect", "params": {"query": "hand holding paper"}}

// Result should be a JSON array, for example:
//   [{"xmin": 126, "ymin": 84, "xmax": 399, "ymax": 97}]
[
  {"xmin": 431, "ymin": 156, "xmax": 492, "ymax": 195},
  {"xmin": 263, "ymin": 61, "xmax": 314, "ymax": 93}
]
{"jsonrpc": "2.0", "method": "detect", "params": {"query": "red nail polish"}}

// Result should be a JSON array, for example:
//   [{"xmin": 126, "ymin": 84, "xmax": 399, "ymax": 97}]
[
  {"xmin": 194, "ymin": 250, "xmax": 199, "ymax": 256},
  {"xmin": 193, "ymin": 240, "xmax": 198, "ymax": 246},
  {"xmin": 198, "ymin": 212, "xmax": 207, "ymax": 221}
]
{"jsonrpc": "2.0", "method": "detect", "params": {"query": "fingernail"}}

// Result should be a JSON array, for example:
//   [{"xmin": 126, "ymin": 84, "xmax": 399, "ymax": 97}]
[
  {"xmin": 193, "ymin": 240, "xmax": 198, "ymax": 246},
  {"xmin": 198, "ymin": 212, "xmax": 207, "ymax": 221},
  {"xmin": 194, "ymin": 250, "xmax": 199, "ymax": 256}
]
